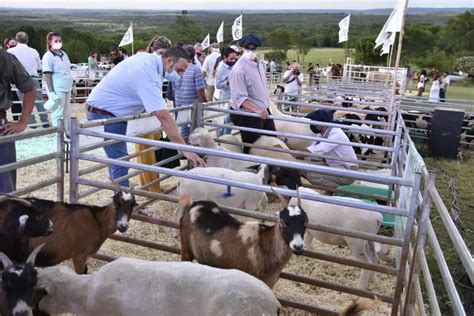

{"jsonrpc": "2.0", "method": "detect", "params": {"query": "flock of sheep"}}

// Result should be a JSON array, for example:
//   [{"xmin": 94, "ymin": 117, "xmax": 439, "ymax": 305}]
[{"xmin": 0, "ymin": 101, "xmax": 395, "ymax": 315}]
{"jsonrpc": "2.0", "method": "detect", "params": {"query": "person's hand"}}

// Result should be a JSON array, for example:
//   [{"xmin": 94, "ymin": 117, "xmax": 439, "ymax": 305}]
[
  {"xmin": 1, "ymin": 120, "xmax": 28, "ymax": 135},
  {"xmin": 182, "ymin": 151, "xmax": 206, "ymax": 168},
  {"xmin": 257, "ymin": 108, "xmax": 269, "ymax": 119}
]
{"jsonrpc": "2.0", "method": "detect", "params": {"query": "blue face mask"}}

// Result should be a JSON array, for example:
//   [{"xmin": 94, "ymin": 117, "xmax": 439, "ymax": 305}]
[{"xmin": 165, "ymin": 71, "xmax": 181, "ymax": 82}]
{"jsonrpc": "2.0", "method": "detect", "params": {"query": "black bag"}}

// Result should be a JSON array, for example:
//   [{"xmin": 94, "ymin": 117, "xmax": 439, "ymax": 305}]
[{"xmin": 155, "ymin": 137, "xmax": 181, "ymax": 169}]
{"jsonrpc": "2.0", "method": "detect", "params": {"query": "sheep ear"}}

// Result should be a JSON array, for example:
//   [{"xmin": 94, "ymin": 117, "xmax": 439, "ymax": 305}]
[
  {"xmin": 0, "ymin": 252, "xmax": 13, "ymax": 269},
  {"xmin": 26, "ymin": 243, "xmax": 45, "ymax": 266},
  {"xmin": 18, "ymin": 214, "xmax": 29, "ymax": 233},
  {"xmin": 271, "ymin": 188, "xmax": 287, "ymax": 204}
]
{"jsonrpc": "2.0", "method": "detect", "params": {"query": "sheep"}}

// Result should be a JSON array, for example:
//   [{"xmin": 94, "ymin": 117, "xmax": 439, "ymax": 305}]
[
  {"xmin": 177, "ymin": 164, "xmax": 269, "ymax": 213},
  {"xmin": 0, "ymin": 196, "xmax": 54, "ymax": 264},
  {"xmin": 0, "ymin": 244, "xmax": 44, "ymax": 316},
  {"xmin": 35, "ymin": 259, "xmax": 281, "ymax": 316},
  {"xmin": 188, "ymin": 127, "xmax": 259, "ymax": 171},
  {"xmin": 24, "ymin": 184, "xmax": 137, "ymax": 274},
  {"xmin": 178, "ymin": 191, "xmax": 308, "ymax": 288},
  {"xmin": 216, "ymin": 133, "xmax": 243, "ymax": 153},
  {"xmin": 269, "ymin": 102, "xmax": 314, "ymax": 150},
  {"xmin": 288, "ymin": 187, "xmax": 387, "ymax": 290}
]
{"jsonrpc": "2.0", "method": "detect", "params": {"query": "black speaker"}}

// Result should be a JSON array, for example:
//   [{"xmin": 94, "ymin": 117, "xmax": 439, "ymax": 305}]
[{"xmin": 430, "ymin": 107, "xmax": 465, "ymax": 158}]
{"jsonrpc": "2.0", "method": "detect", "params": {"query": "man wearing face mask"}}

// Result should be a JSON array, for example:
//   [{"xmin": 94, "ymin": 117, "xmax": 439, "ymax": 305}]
[
  {"xmin": 202, "ymin": 43, "xmax": 221, "ymax": 101},
  {"xmin": 193, "ymin": 43, "xmax": 204, "ymax": 70},
  {"xmin": 86, "ymin": 44, "xmax": 205, "ymax": 187},
  {"xmin": 304, "ymin": 109, "xmax": 358, "ymax": 188},
  {"xmin": 215, "ymin": 46, "xmax": 238, "ymax": 136},
  {"xmin": 228, "ymin": 34, "xmax": 276, "ymax": 153}
]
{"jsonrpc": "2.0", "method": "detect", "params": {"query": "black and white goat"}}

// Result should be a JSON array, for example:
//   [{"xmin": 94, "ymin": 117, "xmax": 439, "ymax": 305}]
[{"xmin": 179, "ymin": 190, "xmax": 308, "ymax": 288}]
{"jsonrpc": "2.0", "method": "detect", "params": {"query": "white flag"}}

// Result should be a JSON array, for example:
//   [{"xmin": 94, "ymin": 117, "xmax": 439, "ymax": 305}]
[
  {"xmin": 380, "ymin": 32, "xmax": 396, "ymax": 56},
  {"xmin": 201, "ymin": 33, "xmax": 210, "ymax": 49},
  {"xmin": 119, "ymin": 23, "xmax": 133, "ymax": 47},
  {"xmin": 232, "ymin": 15, "xmax": 242, "ymax": 40},
  {"xmin": 216, "ymin": 21, "xmax": 224, "ymax": 44},
  {"xmin": 375, "ymin": 0, "xmax": 405, "ymax": 49},
  {"xmin": 338, "ymin": 15, "xmax": 350, "ymax": 43}
]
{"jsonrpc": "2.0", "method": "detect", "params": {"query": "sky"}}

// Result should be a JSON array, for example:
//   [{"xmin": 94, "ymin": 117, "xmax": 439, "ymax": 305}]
[{"xmin": 1, "ymin": 0, "xmax": 473, "ymax": 10}]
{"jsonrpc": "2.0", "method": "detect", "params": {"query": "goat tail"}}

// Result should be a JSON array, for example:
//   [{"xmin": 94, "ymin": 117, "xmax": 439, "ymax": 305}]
[{"xmin": 339, "ymin": 297, "xmax": 379, "ymax": 316}]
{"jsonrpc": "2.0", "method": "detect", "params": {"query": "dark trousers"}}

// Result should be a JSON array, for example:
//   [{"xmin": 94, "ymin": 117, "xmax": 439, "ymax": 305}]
[
  {"xmin": 440, "ymin": 89, "xmax": 446, "ymax": 102},
  {"xmin": 0, "ymin": 116, "xmax": 17, "ymax": 193},
  {"xmin": 230, "ymin": 109, "xmax": 276, "ymax": 154}
]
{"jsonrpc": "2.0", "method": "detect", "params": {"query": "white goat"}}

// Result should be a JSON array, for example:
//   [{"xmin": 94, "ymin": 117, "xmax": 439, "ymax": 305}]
[
  {"xmin": 289, "ymin": 187, "xmax": 388, "ymax": 290},
  {"xmin": 178, "ymin": 164, "xmax": 269, "ymax": 212},
  {"xmin": 269, "ymin": 102, "xmax": 314, "ymax": 150},
  {"xmin": 188, "ymin": 128, "xmax": 258, "ymax": 171},
  {"xmin": 36, "ymin": 259, "xmax": 281, "ymax": 316}
]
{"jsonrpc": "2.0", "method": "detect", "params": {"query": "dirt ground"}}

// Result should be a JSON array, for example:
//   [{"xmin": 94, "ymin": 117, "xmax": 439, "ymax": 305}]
[{"xmin": 15, "ymin": 103, "xmax": 400, "ymax": 315}]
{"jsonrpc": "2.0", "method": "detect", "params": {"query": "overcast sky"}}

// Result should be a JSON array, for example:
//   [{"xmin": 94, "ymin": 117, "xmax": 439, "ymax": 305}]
[{"xmin": 1, "ymin": 0, "xmax": 473, "ymax": 10}]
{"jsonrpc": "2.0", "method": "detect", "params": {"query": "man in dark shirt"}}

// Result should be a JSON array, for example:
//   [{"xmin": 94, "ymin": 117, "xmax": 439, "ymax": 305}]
[
  {"xmin": 0, "ymin": 50, "xmax": 36, "ymax": 193},
  {"xmin": 111, "ymin": 47, "xmax": 125, "ymax": 68}
]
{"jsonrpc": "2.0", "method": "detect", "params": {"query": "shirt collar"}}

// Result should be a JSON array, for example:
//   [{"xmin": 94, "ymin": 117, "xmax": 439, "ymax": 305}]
[{"xmin": 49, "ymin": 49, "xmax": 64, "ymax": 58}]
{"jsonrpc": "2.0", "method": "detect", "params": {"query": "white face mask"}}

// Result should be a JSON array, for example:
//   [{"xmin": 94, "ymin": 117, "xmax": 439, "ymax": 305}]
[
  {"xmin": 52, "ymin": 42, "xmax": 62, "ymax": 50},
  {"xmin": 242, "ymin": 50, "xmax": 257, "ymax": 60}
]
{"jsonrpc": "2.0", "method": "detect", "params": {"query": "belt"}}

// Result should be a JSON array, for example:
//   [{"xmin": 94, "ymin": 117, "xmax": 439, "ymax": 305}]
[{"xmin": 86, "ymin": 104, "xmax": 115, "ymax": 117}]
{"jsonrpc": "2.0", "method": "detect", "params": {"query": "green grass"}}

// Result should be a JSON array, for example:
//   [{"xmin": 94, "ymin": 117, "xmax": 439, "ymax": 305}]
[
  {"xmin": 422, "ymin": 81, "xmax": 474, "ymax": 102},
  {"xmin": 258, "ymin": 47, "xmax": 350, "ymax": 66}
]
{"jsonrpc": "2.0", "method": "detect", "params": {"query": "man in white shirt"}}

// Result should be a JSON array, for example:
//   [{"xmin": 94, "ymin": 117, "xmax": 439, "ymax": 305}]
[
  {"xmin": 270, "ymin": 59, "xmax": 276, "ymax": 73},
  {"xmin": 304, "ymin": 110, "xmax": 358, "ymax": 188},
  {"xmin": 8, "ymin": 31, "xmax": 49, "ymax": 128},
  {"xmin": 193, "ymin": 43, "xmax": 204, "ymax": 70},
  {"xmin": 282, "ymin": 62, "xmax": 303, "ymax": 102},
  {"xmin": 202, "ymin": 42, "xmax": 221, "ymax": 101}
]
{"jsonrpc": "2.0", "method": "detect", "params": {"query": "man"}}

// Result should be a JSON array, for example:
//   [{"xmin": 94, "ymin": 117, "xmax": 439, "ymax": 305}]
[
  {"xmin": 439, "ymin": 72, "xmax": 450, "ymax": 102},
  {"xmin": 175, "ymin": 45, "xmax": 208, "ymax": 136},
  {"xmin": 229, "ymin": 33, "xmax": 276, "ymax": 154},
  {"xmin": 193, "ymin": 43, "xmax": 204, "ymax": 69},
  {"xmin": 110, "ymin": 47, "xmax": 124, "ymax": 68},
  {"xmin": 8, "ymin": 31, "xmax": 49, "ymax": 128},
  {"xmin": 0, "ymin": 51, "xmax": 36, "ymax": 193},
  {"xmin": 304, "ymin": 110, "xmax": 358, "ymax": 188},
  {"xmin": 202, "ymin": 42, "xmax": 221, "ymax": 101},
  {"xmin": 270, "ymin": 59, "xmax": 276, "ymax": 74},
  {"xmin": 86, "ymin": 45, "xmax": 205, "ymax": 186},
  {"xmin": 216, "ymin": 47, "xmax": 238, "ymax": 136},
  {"xmin": 282, "ymin": 62, "xmax": 303, "ymax": 102}
]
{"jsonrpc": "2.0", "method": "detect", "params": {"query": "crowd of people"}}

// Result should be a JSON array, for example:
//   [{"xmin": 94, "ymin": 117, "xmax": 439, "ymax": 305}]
[{"xmin": 410, "ymin": 66, "xmax": 451, "ymax": 101}]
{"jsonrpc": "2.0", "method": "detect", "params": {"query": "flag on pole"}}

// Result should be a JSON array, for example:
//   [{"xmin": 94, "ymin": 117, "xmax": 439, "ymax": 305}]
[
  {"xmin": 201, "ymin": 33, "xmax": 210, "ymax": 49},
  {"xmin": 232, "ymin": 15, "xmax": 243, "ymax": 40},
  {"xmin": 380, "ymin": 32, "xmax": 396, "ymax": 55},
  {"xmin": 375, "ymin": 0, "xmax": 404, "ymax": 49},
  {"xmin": 119, "ymin": 23, "xmax": 133, "ymax": 47},
  {"xmin": 338, "ymin": 15, "xmax": 350, "ymax": 43},
  {"xmin": 216, "ymin": 21, "xmax": 224, "ymax": 44}
]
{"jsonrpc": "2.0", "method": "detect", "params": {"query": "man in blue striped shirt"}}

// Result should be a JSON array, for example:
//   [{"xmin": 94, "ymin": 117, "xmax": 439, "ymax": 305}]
[{"xmin": 175, "ymin": 45, "xmax": 208, "ymax": 136}]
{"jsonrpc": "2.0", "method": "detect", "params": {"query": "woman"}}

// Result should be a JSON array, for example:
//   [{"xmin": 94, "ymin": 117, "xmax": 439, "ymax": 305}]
[
  {"xmin": 306, "ymin": 63, "xmax": 314, "ymax": 87},
  {"xmin": 416, "ymin": 69, "xmax": 427, "ymax": 97},
  {"xmin": 429, "ymin": 74, "xmax": 440, "ymax": 102},
  {"xmin": 2, "ymin": 37, "xmax": 16, "ymax": 50},
  {"xmin": 42, "ymin": 32, "xmax": 73, "ymax": 135}
]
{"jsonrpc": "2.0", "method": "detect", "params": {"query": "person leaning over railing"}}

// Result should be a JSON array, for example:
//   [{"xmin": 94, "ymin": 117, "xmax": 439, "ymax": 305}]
[
  {"xmin": 85, "ymin": 44, "xmax": 205, "ymax": 187},
  {"xmin": 0, "ymin": 50, "xmax": 36, "ymax": 193}
]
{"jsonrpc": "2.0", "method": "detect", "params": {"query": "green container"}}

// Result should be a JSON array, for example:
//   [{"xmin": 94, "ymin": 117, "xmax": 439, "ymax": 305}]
[{"xmin": 335, "ymin": 184, "xmax": 396, "ymax": 228}]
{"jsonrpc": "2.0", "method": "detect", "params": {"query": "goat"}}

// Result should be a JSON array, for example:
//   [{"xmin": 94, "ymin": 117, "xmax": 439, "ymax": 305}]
[
  {"xmin": 24, "ymin": 184, "xmax": 137, "ymax": 274},
  {"xmin": 0, "ymin": 196, "xmax": 53, "ymax": 264},
  {"xmin": 36, "ymin": 259, "xmax": 281, "ymax": 316},
  {"xmin": 289, "ymin": 187, "xmax": 388, "ymax": 290},
  {"xmin": 0, "ymin": 244, "xmax": 44, "ymax": 316},
  {"xmin": 188, "ymin": 128, "xmax": 258, "ymax": 171},
  {"xmin": 177, "ymin": 164, "xmax": 269, "ymax": 213},
  {"xmin": 179, "ymin": 190, "xmax": 308, "ymax": 288}
]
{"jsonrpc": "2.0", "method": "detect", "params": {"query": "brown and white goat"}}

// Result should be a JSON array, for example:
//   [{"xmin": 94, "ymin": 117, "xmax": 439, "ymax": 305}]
[
  {"xmin": 178, "ymin": 190, "xmax": 308, "ymax": 288},
  {"xmin": 25, "ymin": 184, "xmax": 137, "ymax": 274}
]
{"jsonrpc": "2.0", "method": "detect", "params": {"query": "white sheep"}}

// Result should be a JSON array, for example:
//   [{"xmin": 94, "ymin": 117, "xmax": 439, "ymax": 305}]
[
  {"xmin": 178, "ymin": 164, "xmax": 269, "ymax": 212},
  {"xmin": 216, "ymin": 133, "xmax": 243, "ymax": 153},
  {"xmin": 188, "ymin": 128, "xmax": 258, "ymax": 171},
  {"xmin": 36, "ymin": 259, "xmax": 281, "ymax": 316},
  {"xmin": 289, "ymin": 187, "xmax": 388, "ymax": 290}
]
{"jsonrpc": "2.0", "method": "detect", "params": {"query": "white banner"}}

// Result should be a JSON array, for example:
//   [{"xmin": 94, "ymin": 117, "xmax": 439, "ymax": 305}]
[
  {"xmin": 119, "ymin": 23, "xmax": 133, "ymax": 47},
  {"xmin": 380, "ymin": 32, "xmax": 396, "ymax": 56},
  {"xmin": 232, "ymin": 15, "xmax": 242, "ymax": 40},
  {"xmin": 375, "ymin": 0, "xmax": 405, "ymax": 49},
  {"xmin": 216, "ymin": 21, "xmax": 224, "ymax": 44},
  {"xmin": 201, "ymin": 33, "xmax": 210, "ymax": 49},
  {"xmin": 338, "ymin": 15, "xmax": 350, "ymax": 43}
]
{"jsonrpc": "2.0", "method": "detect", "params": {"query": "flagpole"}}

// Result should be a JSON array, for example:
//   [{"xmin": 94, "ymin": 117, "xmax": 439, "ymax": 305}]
[{"xmin": 131, "ymin": 22, "xmax": 134, "ymax": 55}]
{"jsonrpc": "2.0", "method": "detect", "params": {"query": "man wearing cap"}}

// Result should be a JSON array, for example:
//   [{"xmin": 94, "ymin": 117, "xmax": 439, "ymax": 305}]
[
  {"xmin": 228, "ymin": 33, "xmax": 276, "ymax": 153},
  {"xmin": 283, "ymin": 62, "xmax": 303, "ymax": 102},
  {"xmin": 202, "ymin": 42, "xmax": 221, "ymax": 101},
  {"xmin": 304, "ymin": 109, "xmax": 358, "ymax": 188}
]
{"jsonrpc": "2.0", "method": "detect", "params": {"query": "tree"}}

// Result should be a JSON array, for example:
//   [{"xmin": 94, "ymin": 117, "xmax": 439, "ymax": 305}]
[
  {"xmin": 292, "ymin": 32, "xmax": 311, "ymax": 62},
  {"xmin": 403, "ymin": 24, "xmax": 438, "ymax": 59},
  {"xmin": 439, "ymin": 12, "xmax": 474, "ymax": 53},
  {"xmin": 167, "ymin": 11, "xmax": 206, "ymax": 44},
  {"xmin": 455, "ymin": 56, "xmax": 474, "ymax": 77},
  {"xmin": 354, "ymin": 36, "xmax": 385, "ymax": 65},
  {"xmin": 266, "ymin": 28, "xmax": 291, "ymax": 53},
  {"xmin": 63, "ymin": 39, "xmax": 89, "ymax": 63}
]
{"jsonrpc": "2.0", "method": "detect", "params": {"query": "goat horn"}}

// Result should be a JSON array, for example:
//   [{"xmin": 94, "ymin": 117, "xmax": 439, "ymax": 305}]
[
  {"xmin": 26, "ymin": 243, "xmax": 45, "ymax": 266},
  {"xmin": 2, "ymin": 194, "xmax": 32, "ymax": 207},
  {"xmin": 109, "ymin": 178, "xmax": 122, "ymax": 192},
  {"xmin": 0, "ymin": 252, "xmax": 13, "ymax": 269},
  {"xmin": 271, "ymin": 188, "xmax": 287, "ymax": 205}
]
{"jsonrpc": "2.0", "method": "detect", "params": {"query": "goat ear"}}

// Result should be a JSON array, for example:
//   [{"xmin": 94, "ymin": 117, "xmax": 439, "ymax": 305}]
[
  {"xmin": 271, "ymin": 188, "xmax": 287, "ymax": 204},
  {"xmin": 18, "ymin": 214, "xmax": 29, "ymax": 233},
  {"xmin": 178, "ymin": 194, "xmax": 193, "ymax": 208},
  {"xmin": 26, "ymin": 243, "xmax": 45, "ymax": 266},
  {"xmin": 0, "ymin": 251, "xmax": 13, "ymax": 268}
]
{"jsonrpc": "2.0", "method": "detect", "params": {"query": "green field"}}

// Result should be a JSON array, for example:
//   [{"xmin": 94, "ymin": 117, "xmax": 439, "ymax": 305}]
[
  {"xmin": 259, "ymin": 47, "xmax": 349, "ymax": 66},
  {"xmin": 422, "ymin": 81, "xmax": 474, "ymax": 101}
]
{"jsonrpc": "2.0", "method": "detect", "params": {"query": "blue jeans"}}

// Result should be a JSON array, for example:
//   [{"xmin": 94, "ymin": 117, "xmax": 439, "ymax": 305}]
[
  {"xmin": 218, "ymin": 115, "xmax": 233, "ymax": 136},
  {"xmin": 86, "ymin": 111, "xmax": 129, "ymax": 187}
]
